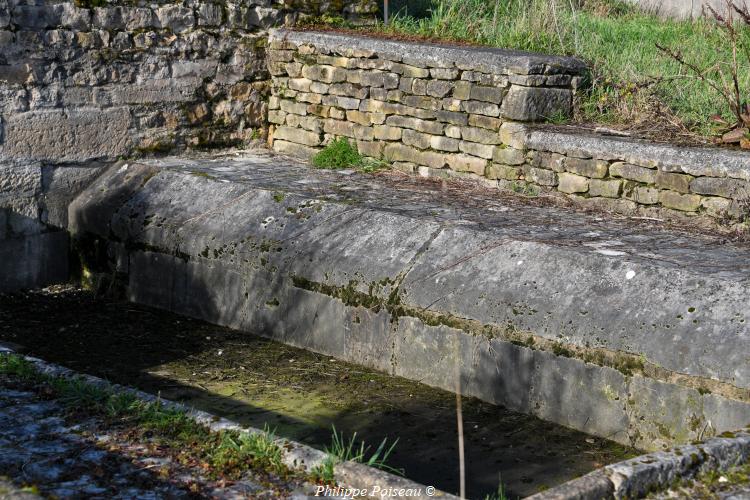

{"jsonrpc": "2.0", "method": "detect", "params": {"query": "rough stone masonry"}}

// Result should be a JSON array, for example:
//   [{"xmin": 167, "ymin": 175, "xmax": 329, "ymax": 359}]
[{"xmin": 0, "ymin": 0, "xmax": 376, "ymax": 291}]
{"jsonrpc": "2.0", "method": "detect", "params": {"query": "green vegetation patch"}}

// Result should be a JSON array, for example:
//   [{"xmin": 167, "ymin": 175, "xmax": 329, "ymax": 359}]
[
  {"xmin": 376, "ymin": 0, "xmax": 750, "ymax": 139},
  {"xmin": 312, "ymin": 138, "xmax": 389, "ymax": 172}
]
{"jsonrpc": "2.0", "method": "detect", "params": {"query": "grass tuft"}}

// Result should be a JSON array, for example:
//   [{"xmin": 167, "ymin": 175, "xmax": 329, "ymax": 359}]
[
  {"xmin": 312, "ymin": 138, "xmax": 390, "ymax": 172},
  {"xmin": 325, "ymin": 425, "xmax": 402, "ymax": 475}
]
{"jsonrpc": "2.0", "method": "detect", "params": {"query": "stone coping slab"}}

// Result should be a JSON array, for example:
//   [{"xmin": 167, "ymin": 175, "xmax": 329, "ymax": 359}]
[
  {"xmin": 270, "ymin": 29, "xmax": 588, "ymax": 76},
  {"xmin": 528, "ymin": 430, "xmax": 750, "ymax": 499},
  {"xmin": 527, "ymin": 126, "xmax": 750, "ymax": 181},
  {"xmin": 67, "ymin": 149, "xmax": 750, "ymax": 449}
]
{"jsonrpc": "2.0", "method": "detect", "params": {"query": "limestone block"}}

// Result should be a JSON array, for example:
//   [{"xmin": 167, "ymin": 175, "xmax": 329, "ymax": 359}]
[
  {"xmin": 445, "ymin": 126, "xmax": 462, "ymax": 139},
  {"xmin": 690, "ymin": 177, "xmax": 750, "ymax": 198},
  {"xmin": 610, "ymin": 162, "xmax": 656, "ymax": 184},
  {"xmin": 701, "ymin": 196, "xmax": 732, "ymax": 216},
  {"xmin": 459, "ymin": 141, "xmax": 495, "ymax": 160},
  {"xmin": 384, "ymin": 143, "xmax": 423, "ymax": 164},
  {"xmin": 430, "ymin": 68, "xmax": 460, "ymax": 80},
  {"xmin": 463, "ymin": 100, "xmax": 500, "ymax": 117},
  {"xmin": 487, "ymin": 164, "xmax": 521, "ymax": 180},
  {"xmin": 0, "ymin": 107, "xmax": 131, "ymax": 163},
  {"xmin": 329, "ymin": 83, "xmax": 368, "ymax": 99},
  {"xmin": 279, "ymin": 99, "xmax": 308, "ymax": 115},
  {"xmin": 453, "ymin": 81, "xmax": 472, "ymax": 100},
  {"xmin": 402, "ymin": 129, "xmax": 432, "ymax": 150},
  {"xmin": 461, "ymin": 127, "xmax": 502, "ymax": 145},
  {"xmin": 500, "ymin": 86, "xmax": 572, "ymax": 122},
  {"xmin": 323, "ymin": 119, "xmax": 373, "ymax": 141},
  {"xmin": 558, "ymin": 172, "xmax": 590, "ymax": 193},
  {"xmin": 268, "ymin": 110, "xmax": 287, "ymax": 124},
  {"xmin": 385, "ymin": 115, "xmax": 443, "ymax": 135},
  {"xmin": 0, "ymin": 164, "xmax": 41, "ymax": 219},
  {"xmin": 286, "ymin": 114, "xmax": 322, "ymax": 132},
  {"xmin": 470, "ymin": 85, "xmax": 504, "ymax": 104},
  {"xmin": 296, "ymin": 92, "xmax": 322, "ymax": 104},
  {"xmin": 655, "ymin": 171, "xmax": 692, "ymax": 193},
  {"xmin": 659, "ymin": 191, "xmax": 702, "ymax": 211},
  {"xmin": 391, "ymin": 63, "xmax": 430, "ymax": 78},
  {"xmin": 374, "ymin": 125, "xmax": 402, "ymax": 141},
  {"xmin": 493, "ymin": 147, "xmax": 525, "ymax": 166},
  {"xmin": 302, "ymin": 65, "xmax": 347, "ymax": 84},
  {"xmin": 624, "ymin": 184, "xmax": 659, "ymax": 205},
  {"xmin": 156, "ymin": 5, "xmax": 194, "ymax": 33},
  {"xmin": 356, "ymin": 59, "xmax": 393, "ymax": 71},
  {"xmin": 565, "ymin": 157, "xmax": 608, "ymax": 179},
  {"xmin": 523, "ymin": 165, "xmax": 558, "ymax": 186},
  {"xmin": 499, "ymin": 122, "xmax": 528, "ymax": 149},
  {"xmin": 318, "ymin": 55, "xmax": 357, "ymax": 69},
  {"xmin": 589, "ymin": 179, "xmax": 623, "ymax": 198},
  {"xmin": 426, "ymin": 80, "xmax": 454, "ymax": 98},
  {"xmin": 530, "ymin": 151, "xmax": 565, "ymax": 172},
  {"xmin": 273, "ymin": 140, "xmax": 317, "ymax": 158},
  {"xmin": 440, "ymin": 154, "xmax": 485, "ymax": 175},
  {"xmin": 430, "ymin": 136, "xmax": 460, "ymax": 152},
  {"xmin": 346, "ymin": 110, "xmax": 372, "ymax": 126},
  {"xmin": 468, "ymin": 114, "xmax": 502, "ymax": 131},
  {"xmin": 288, "ymin": 78, "xmax": 313, "ymax": 92},
  {"xmin": 402, "ymin": 95, "xmax": 440, "ymax": 111},
  {"xmin": 436, "ymin": 110, "xmax": 468, "ymax": 126},
  {"xmin": 356, "ymin": 140, "xmax": 383, "ymax": 158}
]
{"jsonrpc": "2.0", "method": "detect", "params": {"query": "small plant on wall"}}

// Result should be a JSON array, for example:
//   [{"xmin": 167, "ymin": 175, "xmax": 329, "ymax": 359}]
[
  {"xmin": 657, "ymin": 0, "xmax": 750, "ymax": 147},
  {"xmin": 312, "ymin": 138, "xmax": 389, "ymax": 172}
]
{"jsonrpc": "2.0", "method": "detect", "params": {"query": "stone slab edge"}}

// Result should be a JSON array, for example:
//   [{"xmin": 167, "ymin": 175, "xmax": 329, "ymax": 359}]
[
  {"xmin": 0, "ymin": 346, "xmax": 456, "ymax": 499},
  {"xmin": 269, "ymin": 29, "xmax": 587, "ymax": 76},
  {"xmin": 527, "ymin": 430, "xmax": 750, "ymax": 499},
  {"xmin": 526, "ymin": 127, "xmax": 750, "ymax": 181}
]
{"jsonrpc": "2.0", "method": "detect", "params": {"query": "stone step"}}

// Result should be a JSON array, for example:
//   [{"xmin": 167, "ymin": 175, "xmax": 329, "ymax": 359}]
[{"xmin": 68, "ymin": 149, "xmax": 750, "ymax": 451}]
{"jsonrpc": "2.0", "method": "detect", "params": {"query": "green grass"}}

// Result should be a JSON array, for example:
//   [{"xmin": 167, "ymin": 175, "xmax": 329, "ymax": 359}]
[
  {"xmin": 312, "ymin": 138, "xmax": 389, "ymax": 172},
  {"xmin": 324, "ymin": 425, "xmax": 402, "ymax": 475},
  {"xmin": 0, "ymin": 353, "xmax": 291, "ymax": 480},
  {"xmin": 377, "ymin": 0, "xmax": 750, "ymax": 138}
]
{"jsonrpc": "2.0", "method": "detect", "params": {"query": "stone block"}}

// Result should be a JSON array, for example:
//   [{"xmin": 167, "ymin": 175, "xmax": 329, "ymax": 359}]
[
  {"xmin": 659, "ymin": 191, "xmax": 702, "ymax": 212},
  {"xmin": 286, "ymin": 114, "xmax": 322, "ymax": 133},
  {"xmin": 430, "ymin": 136, "xmax": 460, "ymax": 152},
  {"xmin": 436, "ymin": 110, "xmax": 469, "ymax": 126},
  {"xmin": 655, "ymin": 171, "xmax": 692, "ymax": 193},
  {"xmin": 565, "ymin": 157, "xmax": 608, "ymax": 179},
  {"xmin": 324, "ymin": 119, "xmax": 373, "ymax": 141},
  {"xmin": 523, "ymin": 165, "xmax": 558, "ymax": 186},
  {"xmin": 318, "ymin": 55, "xmax": 357, "ymax": 68},
  {"xmin": 487, "ymin": 164, "xmax": 521, "ymax": 180},
  {"xmin": 453, "ymin": 81, "xmax": 472, "ymax": 100},
  {"xmin": 329, "ymin": 83, "xmax": 368, "ymax": 99},
  {"xmin": 470, "ymin": 85, "xmax": 505, "ymax": 104},
  {"xmin": 430, "ymin": 68, "xmax": 460, "ymax": 80},
  {"xmin": 445, "ymin": 126, "xmax": 462, "ymax": 139},
  {"xmin": 690, "ymin": 177, "xmax": 750, "ymax": 198},
  {"xmin": 610, "ymin": 162, "xmax": 656, "ymax": 184},
  {"xmin": 345, "ymin": 110, "xmax": 372, "ymax": 126},
  {"xmin": 461, "ymin": 127, "xmax": 502, "ymax": 145},
  {"xmin": 198, "ymin": 3, "xmax": 223, "ymax": 26},
  {"xmin": 530, "ymin": 151, "xmax": 565, "ymax": 172},
  {"xmin": 356, "ymin": 140, "xmax": 384, "ymax": 158},
  {"xmin": 499, "ymin": 122, "xmax": 528, "ymax": 149},
  {"xmin": 273, "ymin": 140, "xmax": 318, "ymax": 159},
  {"xmin": 302, "ymin": 65, "xmax": 347, "ymax": 84},
  {"xmin": 468, "ymin": 114, "xmax": 503, "ymax": 131},
  {"xmin": 500, "ymin": 86, "xmax": 571, "ymax": 122},
  {"xmin": 426, "ymin": 80, "xmax": 454, "ymax": 98},
  {"xmin": 402, "ymin": 129, "xmax": 432, "ymax": 150},
  {"xmin": 463, "ymin": 100, "xmax": 501, "ymax": 117},
  {"xmin": 459, "ymin": 141, "xmax": 495, "ymax": 160},
  {"xmin": 589, "ymin": 179, "xmax": 623, "ymax": 198},
  {"xmin": 273, "ymin": 126, "xmax": 321, "ymax": 147},
  {"xmin": 268, "ymin": 110, "xmax": 287, "ymax": 125},
  {"xmin": 385, "ymin": 115, "xmax": 443, "ymax": 135},
  {"xmin": 156, "ymin": 5, "xmax": 193, "ymax": 33},
  {"xmin": 384, "ymin": 143, "xmax": 423, "ymax": 164},
  {"xmin": 445, "ymin": 154, "xmax": 487, "ymax": 175},
  {"xmin": 374, "ymin": 125, "xmax": 402, "ymax": 141},
  {"xmin": 493, "ymin": 147, "xmax": 526, "ymax": 166},
  {"xmin": 701, "ymin": 196, "xmax": 732, "ymax": 216},
  {"xmin": 402, "ymin": 95, "xmax": 440, "ymax": 111},
  {"xmin": 279, "ymin": 99, "xmax": 308, "ymax": 115},
  {"xmin": 0, "ymin": 108, "xmax": 131, "ymax": 163},
  {"xmin": 558, "ymin": 172, "xmax": 589, "ymax": 193},
  {"xmin": 624, "ymin": 184, "xmax": 659, "ymax": 205},
  {"xmin": 391, "ymin": 64, "xmax": 430, "ymax": 78}
]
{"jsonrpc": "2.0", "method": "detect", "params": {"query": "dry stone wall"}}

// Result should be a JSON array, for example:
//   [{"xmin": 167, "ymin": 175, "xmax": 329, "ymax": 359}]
[
  {"xmin": 267, "ymin": 29, "xmax": 587, "ymax": 170},
  {"xmin": 268, "ymin": 29, "xmax": 750, "ymax": 224}
]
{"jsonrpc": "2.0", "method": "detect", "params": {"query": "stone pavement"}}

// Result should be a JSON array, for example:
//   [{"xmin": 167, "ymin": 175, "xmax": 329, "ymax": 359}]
[{"xmin": 0, "ymin": 373, "xmax": 302, "ymax": 499}]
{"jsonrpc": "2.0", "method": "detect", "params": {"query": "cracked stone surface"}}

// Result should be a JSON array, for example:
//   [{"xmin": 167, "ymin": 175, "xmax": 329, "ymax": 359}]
[{"xmin": 0, "ymin": 374, "xmax": 302, "ymax": 499}]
